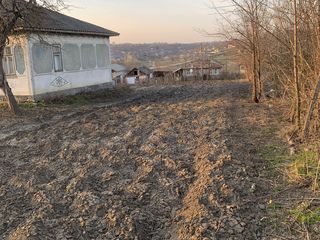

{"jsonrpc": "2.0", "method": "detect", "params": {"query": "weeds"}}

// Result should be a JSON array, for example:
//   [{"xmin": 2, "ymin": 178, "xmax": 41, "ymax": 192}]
[
  {"xmin": 287, "ymin": 149, "xmax": 320, "ymax": 191},
  {"xmin": 259, "ymin": 144, "xmax": 292, "ymax": 177},
  {"xmin": 259, "ymin": 129, "xmax": 320, "ymax": 238},
  {"xmin": 268, "ymin": 201, "xmax": 283, "ymax": 210},
  {"xmin": 0, "ymin": 102, "xmax": 6, "ymax": 109},
  {"xmin": 260, "ymin": 140, "xmax": 320, "ymax": 191},
  {"xmin": 290, "ymin": 203, "xmax": 320, "ymax": 225},
  {"xmin": 45, "ymin": 87, "xmax": 132, "ymax": 106},
  {"xmin": 20, "ymin": 101, "xmax": 47, "ymax": 109},
  {"xmin": 0, "ymin": 87, "xmax": 133, "ymax": 110}
]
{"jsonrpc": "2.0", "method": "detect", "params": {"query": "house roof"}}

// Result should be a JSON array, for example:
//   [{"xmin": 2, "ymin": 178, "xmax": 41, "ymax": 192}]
[
  {"xmin": 189, "ymin": 60, "xmax": 222, "ymax": 69},
  {"xmin": 173, "ymin": 65, "xmax": 222, "ymax": 73},
  {"xmin": 125, "ymin": 66, "xmax": 153, "ymax": 77},
  {"xmin": 111, "ymin": 64, "xmax": 127, "ymax": 72},
  {"xmin": 138, "ymin": 66, "xmax": 153, "ymax": 75},
  {"xmin": 12, "ymin": 3, "xmax": 119, "ymax": 37}
]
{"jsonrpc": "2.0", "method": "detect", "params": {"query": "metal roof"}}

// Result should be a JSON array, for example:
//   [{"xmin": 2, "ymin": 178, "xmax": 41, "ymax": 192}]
[
  {"xmin": 14, "ymin": 5, "xmax": 119, "ymax": 37},
  {"xmin": 111, "ymin": 64, "xmax": 127, "ymax": 72},
  {"xmin": 138, "ymin": 66, "xmax": 153, "ymax": 75}
]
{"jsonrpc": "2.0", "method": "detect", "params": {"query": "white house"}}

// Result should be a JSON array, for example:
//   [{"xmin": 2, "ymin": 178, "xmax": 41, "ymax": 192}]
[{"xmin": 1, "ymin": 6, "xmax": 119, "ymax": 100}]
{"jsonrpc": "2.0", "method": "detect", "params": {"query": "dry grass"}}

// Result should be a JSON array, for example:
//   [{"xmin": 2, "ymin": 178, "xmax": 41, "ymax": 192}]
[{"xmin": 258, "ymin": 104, "xmax": 320, "ymax": 239}]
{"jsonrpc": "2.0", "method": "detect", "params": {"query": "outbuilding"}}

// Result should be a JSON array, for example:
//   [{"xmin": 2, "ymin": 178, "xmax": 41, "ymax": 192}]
[
  {"xmin": 173, "ymin": 60, "xmax": 222, "ymax": 81},
  {"xmin": 125, "ymin": 67, "xmax": 153, "ymax": 85},
  {"xmin": 1, "ymin": 6, "xmax": 119, "ymax": 100}
]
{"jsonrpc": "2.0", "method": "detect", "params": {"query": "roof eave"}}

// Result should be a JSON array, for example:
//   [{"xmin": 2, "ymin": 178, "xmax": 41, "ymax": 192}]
[{"xmin": 15, "ymin": 28, "xmax": 120, "ymax": 37}]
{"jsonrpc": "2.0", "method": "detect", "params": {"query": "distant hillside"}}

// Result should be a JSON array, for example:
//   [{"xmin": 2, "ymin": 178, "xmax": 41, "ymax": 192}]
[{"xmin": 111, "ymin": 42, "xmax": 226, "ymax": 66}]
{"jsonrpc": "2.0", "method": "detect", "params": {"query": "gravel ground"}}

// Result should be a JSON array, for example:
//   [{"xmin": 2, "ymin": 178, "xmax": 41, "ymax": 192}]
[{"xmin": 0, "ymin": 81, "xmax": 274, "ymax": 239}]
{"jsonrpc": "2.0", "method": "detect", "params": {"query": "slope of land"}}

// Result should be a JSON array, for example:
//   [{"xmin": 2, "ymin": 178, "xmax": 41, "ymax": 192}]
[{"xmin": 0, "ymin": 81, "xmax": 293, "ymax": 239}]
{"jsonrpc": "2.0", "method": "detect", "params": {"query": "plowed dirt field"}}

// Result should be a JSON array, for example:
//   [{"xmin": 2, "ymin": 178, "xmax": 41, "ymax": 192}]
[{"xmin": 0, "ymin": 81, "xmax": 276, "ymax": 239}]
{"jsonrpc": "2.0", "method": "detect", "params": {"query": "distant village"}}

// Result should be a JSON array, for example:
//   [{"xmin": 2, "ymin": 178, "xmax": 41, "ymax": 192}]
[{"xmin": 111, "ymin": 42, "xmax": 247, "ymax": 86}]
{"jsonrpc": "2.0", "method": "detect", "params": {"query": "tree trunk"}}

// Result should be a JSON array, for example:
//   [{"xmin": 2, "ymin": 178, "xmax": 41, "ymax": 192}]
[
  {"xmin": 252, "ymin": 50, "xmax": 259, "ymax": 103},
  {"xmin": 0, "ymin": 48, "xmax": 20, "ymax": 115},
  {"xmin": 252, "ymin": 19, "xmax": 259, "ymax": 103},
  {"xmin": 303, "ymin": 79, "xmax": 320, "ymax": 138},
  {"xmin": 293, "ymin": 0, "xmax": 301, "ymax": 128},
  {"xmin": 254, "ymin": 3, "xmax": 263, "ymax": 100},
  {"xmin": 256, "ymin": 30, "xmax": 263, "ymax": 99}
]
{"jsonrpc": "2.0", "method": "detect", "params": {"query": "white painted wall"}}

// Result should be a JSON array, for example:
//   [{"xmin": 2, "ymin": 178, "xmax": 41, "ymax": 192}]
[
  {"xmin": 0, "ymin": 36, "xmax": 33, "ymax": 96},
  {"xmin": 28, "ymin": 34, "xmax": 112, "ymax": 96}
]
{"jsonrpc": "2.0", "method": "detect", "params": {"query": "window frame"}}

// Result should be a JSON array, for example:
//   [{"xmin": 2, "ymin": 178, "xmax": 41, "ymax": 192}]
[
  {"xmin": 14, "ymin": 44, "xmax": 26, "ymax": 75},
  {"xmin": 32, "ymin": 43, "xmax": 54, "ymax": 75},
  {"xmin": 81, "ymin": 44, "xmax": 97, "ymax": 70},
  {"xmin": 96, "ymin": 44, "xmax": 110, "ymax": 68},
  {"xmin": 62, "ymin": 43, "xmax": 81, "ymax": 72},
  {"xmin": 52, "ymin": 44, "xmax": 63, "ymax": 72},
  {"xmin": 3, "ymin": 46, "xmax": 16, "ymax": 76}
]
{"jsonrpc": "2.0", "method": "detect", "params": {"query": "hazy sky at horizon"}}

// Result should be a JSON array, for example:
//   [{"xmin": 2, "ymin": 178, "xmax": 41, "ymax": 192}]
[{"xmin": 64, "ymin": 0, "xmax": 228, "ymax": 44}]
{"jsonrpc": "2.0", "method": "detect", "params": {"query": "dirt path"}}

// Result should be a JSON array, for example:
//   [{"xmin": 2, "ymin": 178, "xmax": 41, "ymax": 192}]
[{"xmin": 0, "ymin": 81, "xmax": 273, "ymax": 239}]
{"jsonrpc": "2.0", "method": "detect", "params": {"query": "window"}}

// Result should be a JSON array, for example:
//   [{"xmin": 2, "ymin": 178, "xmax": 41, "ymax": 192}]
[
  {"xmin": 32, "ymin": 43, "xmax": 53, "ymax": 74},
  {"xmin": 2, "ymin": 47, "xmax": 15, "ymax": 75},
  {"xmin": 212, "ymin": 69, "xmax": 220, "ymax": 75},
  {"xmin": 14, "ymin": 45, "xmax": 25, "ymax": 75},
  {"xmin": 186, "ymin": 69, "xmax": 193, "ymax": 76},
  {"xmin": 62, "ymin": 43, "xmax": 81, "ymax": 71},
  {"xmin": 52, "ymin": 44, "xmax": 63, "ymax": 72},
  {"xmin": 81, "ymin": 44, "xmax": 96, "ymax": 70},
  {"xmin": 96, "ymin": 44, "xmax": 110, "ymax": 68}
]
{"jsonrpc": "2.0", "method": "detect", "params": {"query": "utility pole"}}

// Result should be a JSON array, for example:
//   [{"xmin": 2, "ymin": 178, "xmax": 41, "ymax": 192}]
[{"xmin": 293, "ymin": 0, "xmax": 301, "ymax": 128}]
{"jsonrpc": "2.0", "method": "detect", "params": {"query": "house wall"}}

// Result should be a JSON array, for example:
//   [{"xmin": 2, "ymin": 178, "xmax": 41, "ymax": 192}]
[
  {"xmin": 180, "ymin": 68, "xmax": 221, "ymax": 80},
  {"xmin": 0, "ymin": 36, "xmax": 33, "ymax": 98},
  {"xmin": 28, "ymin": 34, "xmax": 113, "ymax": 98}
]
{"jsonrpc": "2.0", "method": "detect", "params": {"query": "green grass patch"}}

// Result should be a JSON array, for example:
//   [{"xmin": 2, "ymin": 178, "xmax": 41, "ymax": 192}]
[
  {"xmin": 287, "ymin": 150, "xmax": 320, "ymax": 189},
  {"xmin": 49, "ymin": 94, "xmax": 91, "ymax": 106},
  {"xmin": 19, "ymin": 100, "xmax": 47, "ymax": 109},
  {"xmin": 45, "ymin": 87, "xmax": 132, "ymax": 106},
  {"xmin": 290, "ymin": 203, "xmax": 320, "ymax": 225},
  {"xmin": 1, "ymin": 87, "xmax": 133, "ymax": 110},
  {"xmin": 259, "ymin": 144, "xmax": 292, "ymax": 176},
  {"xmin": 260, "ymin": 144, "xmax": 320, "ymax": 189},
  {"xmin": 268, "ymin": 202, "xmax": 283, "ymax": 211}
]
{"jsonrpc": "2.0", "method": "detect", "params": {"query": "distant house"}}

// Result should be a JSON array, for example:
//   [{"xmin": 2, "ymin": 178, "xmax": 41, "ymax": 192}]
[
  {"xmin": 1, "ymin": 5, "xmax": 119, "ymax": 100},
  {"xmin": 125, "ymin": 67, "xmax": 153, "ymax": 85},
  {"xmin": 153, "ymin": 69, "xmax": 172, "ymax": 78},
  {"xmin": 212, "ymin": 43, "xmax": 246, "ymax": 78},
  {"xmin": 111, "ymin": 64, "xmax": 128, "ymax": 85},
  {"xmin": 239, "ymin": 65, "xmax": 247, "ymax": 74},
  {"xmin": 173, "ymin": 61, "xmax": 222, "ymax": 81}
]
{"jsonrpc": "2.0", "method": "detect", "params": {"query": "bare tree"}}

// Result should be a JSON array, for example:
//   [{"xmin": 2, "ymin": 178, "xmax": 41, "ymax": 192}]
[
  {"xmin": 212, "ymin": 0, "xmax": 320, "ymax": 133},
  {"xmin": 292, "ymin": 0, "xmax": 301, "ymax": 127},
  {"xmin": 0, "ymin": 0, "xmax": 65, "ymax": 114},
  {"xmin": 217, "ymin": 0, "xmax": 268, "ymax": 102}
]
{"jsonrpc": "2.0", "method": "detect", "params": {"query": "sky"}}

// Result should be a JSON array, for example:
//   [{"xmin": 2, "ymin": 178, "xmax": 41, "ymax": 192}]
[{"xmin": 64, "ymin": 0, "xmax": 227, "ymax": 44}]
